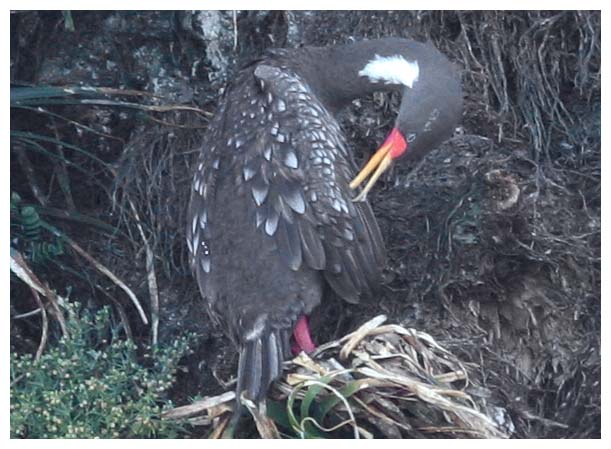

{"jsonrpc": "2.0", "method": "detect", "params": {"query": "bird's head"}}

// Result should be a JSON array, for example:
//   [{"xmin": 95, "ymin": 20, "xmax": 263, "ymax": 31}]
[{"xmin": 349, "ymin": 42, "xmax": 463, "ymax": 201}]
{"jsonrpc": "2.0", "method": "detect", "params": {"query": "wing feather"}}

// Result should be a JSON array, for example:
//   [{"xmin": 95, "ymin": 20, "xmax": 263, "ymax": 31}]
[
  {"xmin": 246, "ymin": 64, "xmax": 385, "ymax": 303},
  {"xmin": 189, "ymin": 63, "xmax": 385, "ymax": 313}
]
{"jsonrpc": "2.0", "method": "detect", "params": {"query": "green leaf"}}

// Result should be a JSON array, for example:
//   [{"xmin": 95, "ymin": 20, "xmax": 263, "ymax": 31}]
[
  {"xmin": 318, "ymin": 380, "xmax": 364, "ymax": 424},
  {"xmin": 300, "ymin": 375, "xmax": 333, "ymax": 420},
  {"xmin": 10, "ymin": 86, "xmax": 86, "ymax": 103},
  {"xmin": 266, "ymin": 400, "xmax": 293, "ymax": 431},
  {"xmin": 62, "ymin": 11, "xmax": 75, "ymax": 32}
]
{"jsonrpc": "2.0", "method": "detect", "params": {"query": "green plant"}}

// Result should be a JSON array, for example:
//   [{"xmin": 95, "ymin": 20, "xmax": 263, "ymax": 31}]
[
  {"xmin": 10, "ymin": 303, "xmax": 194, "ymax": 438},
  {"xmin": 11, "ymin": 192, "xmax": 64, "ymax": 265}
]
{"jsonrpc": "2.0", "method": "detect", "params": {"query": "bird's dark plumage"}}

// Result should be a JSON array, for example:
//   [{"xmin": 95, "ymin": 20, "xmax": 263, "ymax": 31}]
[{"xmin": 187, "ymin": 38, "xmax": 462, "ymax": 404}]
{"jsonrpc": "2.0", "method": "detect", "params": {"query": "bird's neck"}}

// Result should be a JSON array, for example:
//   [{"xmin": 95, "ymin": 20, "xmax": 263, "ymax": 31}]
[{"xmin": 288, "ymin": 38, "xmax": 420, "ymax": 113}]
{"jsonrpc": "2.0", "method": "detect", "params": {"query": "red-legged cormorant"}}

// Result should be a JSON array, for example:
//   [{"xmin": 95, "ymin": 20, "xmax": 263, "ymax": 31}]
[{"xmin": 187, "ymin": 37, "xmax": 462, "ymax": 406}]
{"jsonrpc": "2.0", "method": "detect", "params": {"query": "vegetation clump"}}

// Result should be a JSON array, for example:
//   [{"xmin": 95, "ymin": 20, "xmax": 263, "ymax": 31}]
[{"xmin": 10, "ymin": 304, "xmax": 193, "ymax": 439}]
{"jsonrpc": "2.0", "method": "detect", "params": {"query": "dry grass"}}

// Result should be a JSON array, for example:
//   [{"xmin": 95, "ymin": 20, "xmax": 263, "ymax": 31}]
[{"xmin": 164, "ymin": 315, "xmax": 509, "ymax": 438}]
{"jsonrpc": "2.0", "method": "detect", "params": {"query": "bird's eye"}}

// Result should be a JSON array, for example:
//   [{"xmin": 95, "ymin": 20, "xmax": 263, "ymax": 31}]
[{"xmin": 406, "ymin": 132, "xmax": 417, "ymax": 142}]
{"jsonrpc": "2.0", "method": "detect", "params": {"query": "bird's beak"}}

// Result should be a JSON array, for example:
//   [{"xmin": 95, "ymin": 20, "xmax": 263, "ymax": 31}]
[{"xmin": 350, "ymin": 128, "xmax": 407, "ymax": 202}]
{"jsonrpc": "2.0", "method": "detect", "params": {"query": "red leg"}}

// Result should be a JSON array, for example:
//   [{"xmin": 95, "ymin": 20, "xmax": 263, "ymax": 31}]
[{"xmin": 292, "ymin": 315, "xmax": 316, "ymax": 355}]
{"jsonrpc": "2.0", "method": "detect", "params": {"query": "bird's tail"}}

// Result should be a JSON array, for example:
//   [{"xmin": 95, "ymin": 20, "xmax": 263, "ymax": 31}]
[{"xmin": 236, "ymin": 328, "xmax": 291, "ymax": 404}]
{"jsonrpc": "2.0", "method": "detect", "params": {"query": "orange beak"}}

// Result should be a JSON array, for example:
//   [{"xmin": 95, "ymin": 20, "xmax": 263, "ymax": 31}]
[{"xmin": 350, "ymin": 128, "xmax": 408, "ymax": 202}]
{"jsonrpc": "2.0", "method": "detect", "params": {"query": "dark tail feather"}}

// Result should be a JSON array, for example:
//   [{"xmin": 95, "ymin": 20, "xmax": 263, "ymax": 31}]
[{"xmin": 236, "ymin": 329, "xmax": 286, "ymax": 403}]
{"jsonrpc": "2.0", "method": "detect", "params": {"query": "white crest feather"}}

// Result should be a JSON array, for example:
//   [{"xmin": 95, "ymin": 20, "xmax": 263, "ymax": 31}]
[{"xmin": 359, "ymin": 55, "xmax": 420, "ymax": 88}]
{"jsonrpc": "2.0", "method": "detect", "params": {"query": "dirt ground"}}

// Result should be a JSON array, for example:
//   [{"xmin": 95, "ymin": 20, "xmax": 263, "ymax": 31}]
[{"xmin": 10, "ymin": 11, "xmax": 600, "ymax": 438}]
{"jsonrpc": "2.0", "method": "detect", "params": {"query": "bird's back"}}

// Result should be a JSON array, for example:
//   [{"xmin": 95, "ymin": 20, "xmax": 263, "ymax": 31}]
[{"xmin": 187, "ymin": 51, "xmax": 385, "ymax": 401}]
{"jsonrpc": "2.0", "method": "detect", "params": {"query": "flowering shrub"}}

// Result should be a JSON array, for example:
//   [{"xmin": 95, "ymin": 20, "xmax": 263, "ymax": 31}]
[{"xmin": 10, "ymin": 305, "xmax": 194, "ymax": 438}]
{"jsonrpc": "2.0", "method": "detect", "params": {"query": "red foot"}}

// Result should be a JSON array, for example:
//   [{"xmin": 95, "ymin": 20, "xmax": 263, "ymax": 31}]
[{"xmin": 291, "ymin": 315, "xmax": 316, "ymax": 355}]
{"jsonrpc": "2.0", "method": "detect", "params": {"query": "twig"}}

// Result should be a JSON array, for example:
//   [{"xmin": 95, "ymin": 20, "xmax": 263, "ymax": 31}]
[
  {"xmin": 242, "ymin": 395, "xmax": 281, "ymax": 439},
  {"xmin": 146, "ymin": 114, "xmax": 209, "ymax": 129},
  {"xmin": 14, "ymin": 143, "xmax": 48, "ymax": 206},
  {"xmin": 61, "ymin": 235, "xmax": 149, "ymax": 325},
  {"xmin": 15, "ymin": 105, "xmax": 126, "ymax": 144},
  {"xmin": 127, "ymin": 198, "xmax": 159, "ymax": 344},
  {"xmin": 10, "ymin": 248, "xmax": 68, "ymax": 336},
  {"xmin": 30, "ymin": 288, "xmax": 48, "ymax": 361},
  {"xmin": 519, "ymin": 410, "xmax": 569, "ymax": 429},
  {"xmin": 162, "ymin": 391, "xmax": 235, "ymax": 420},
  {"xmin": 232, "ymin": 10, "xmax": 238, "ymax": 50},
  {"xmin": 13, "ymin": 308, "xmax": 42, "ymax": 319},
  {"xmin": 49, "ymin": 117, "xmax": 77, "ymax": 211}
]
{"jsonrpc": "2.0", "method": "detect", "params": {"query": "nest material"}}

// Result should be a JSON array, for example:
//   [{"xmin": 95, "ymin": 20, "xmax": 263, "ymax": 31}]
[{"xmin": 164, "ymin": 315, "xmax": 510, "ymax": 439}]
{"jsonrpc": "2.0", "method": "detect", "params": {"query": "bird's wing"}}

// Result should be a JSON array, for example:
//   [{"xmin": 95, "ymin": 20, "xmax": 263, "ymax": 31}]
[
  {"xmin": 246, "ymin": 64, "xmax": 385, "ymax": 303},
  {"xmin": 186, "ymin": 99, "xmax": 226, "ymax": 316}
]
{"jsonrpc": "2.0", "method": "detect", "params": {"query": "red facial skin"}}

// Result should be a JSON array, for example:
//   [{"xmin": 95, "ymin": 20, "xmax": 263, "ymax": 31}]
[{"xmin": 386, "ymin": 127, "xmax": 408, "ymax": 159}]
